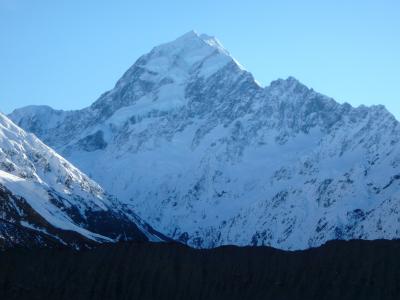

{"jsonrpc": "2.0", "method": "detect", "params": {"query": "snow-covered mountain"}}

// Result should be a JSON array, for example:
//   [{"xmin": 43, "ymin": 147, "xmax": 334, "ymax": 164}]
[
  {"xmin": 10, "ymin": 31, "xmax": 400, "ymax": 250},
  {"xmin": 0, "ymin": 112, "xmax": 165, "ymax": 249}
]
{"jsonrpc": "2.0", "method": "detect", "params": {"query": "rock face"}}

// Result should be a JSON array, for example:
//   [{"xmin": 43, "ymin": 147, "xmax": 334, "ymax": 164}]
[
  {"xmin": 0, "ymin": 113, "xmax": 166, "ymax": 249},
  {"xmin": 9, "ymin": 31, "xmax": 400, "ymax": 250}
]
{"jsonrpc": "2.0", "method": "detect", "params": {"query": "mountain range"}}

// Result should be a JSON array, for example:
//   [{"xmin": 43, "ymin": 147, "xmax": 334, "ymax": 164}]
[{"xmin": 7, "ymin": 31, "xmax": 400, "ymax": 250}]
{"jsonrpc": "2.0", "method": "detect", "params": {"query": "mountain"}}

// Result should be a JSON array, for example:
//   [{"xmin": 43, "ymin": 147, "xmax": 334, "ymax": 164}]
[
  {"xmin": 0, "ymin": 112, "xmax": 166, "ymax": 249},
  {"xmin": 10, "ymin": 31, "xmax": 400, "ymax": 250}
]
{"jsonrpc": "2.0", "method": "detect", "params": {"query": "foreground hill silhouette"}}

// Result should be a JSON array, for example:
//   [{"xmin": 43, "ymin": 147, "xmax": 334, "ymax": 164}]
[{"xmin": 0, "ymin": 239, "xmax": 399, "ymax": 300}]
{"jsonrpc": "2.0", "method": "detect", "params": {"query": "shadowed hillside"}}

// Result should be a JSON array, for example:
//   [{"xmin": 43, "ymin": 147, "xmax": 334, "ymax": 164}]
[{"xmin": 0, "ymin": 239, "xmax": 400, "ymax": 300}]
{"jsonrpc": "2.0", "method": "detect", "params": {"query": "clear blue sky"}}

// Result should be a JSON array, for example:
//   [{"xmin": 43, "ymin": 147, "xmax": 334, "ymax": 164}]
[{"xmin": 1, "ymin": 0, "xmax": 399, "ymax": 119}]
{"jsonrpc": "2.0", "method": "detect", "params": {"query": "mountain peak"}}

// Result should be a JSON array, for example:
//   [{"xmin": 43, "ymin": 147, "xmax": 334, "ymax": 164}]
[
  {"xmin": 164, "ymin": 31, "xmax": 230, "ymax": 56},
  {"xmin": 98, "ymin": 31, "xmax": 248, "ymax": 114},
  {"xmin": 111, "ymin": 31, "xmax": 238, "ymax": 88},
  {"xmin": 144, "ymin": 31, "xmax": 235, "ymax": 71}
]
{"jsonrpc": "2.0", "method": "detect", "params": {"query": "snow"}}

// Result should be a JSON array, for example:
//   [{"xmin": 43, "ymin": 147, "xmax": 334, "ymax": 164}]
[
  {"xmin": 0, "ymin": 170, "xmax": 112, "ymax": 242},
  {"xmin": 8, "ymin": 32, "xmax": 400, "ymax": 250},
  {"xmin": 107, "ymin": 83, "xmax": 187, "ymax": 124},
  {"xmin": 136, "ymin": 30, "xmax": 240, "ymax": 82},
  {"xmin": 0, "ymin": 112, "xmax": 166, "ymax": 245}
]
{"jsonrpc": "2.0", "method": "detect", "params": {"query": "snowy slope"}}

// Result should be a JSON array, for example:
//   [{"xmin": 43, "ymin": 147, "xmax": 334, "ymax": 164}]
[
  {"xmin": 10, "ymin": 31, "xmax": 400, "ymax": 250},
  {"xmin": 0, "ymin": 112, "xmax": 165, "ymax": 249}
]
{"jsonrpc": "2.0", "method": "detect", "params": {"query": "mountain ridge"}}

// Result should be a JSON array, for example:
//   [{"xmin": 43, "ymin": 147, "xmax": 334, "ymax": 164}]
[
  {"xmin": 9, "ymin": 32, "xmax": 400, "ymax": 250},
  {"xmin": 0, "ymin": 112, "xmax": 167, "ymax": 249}
]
